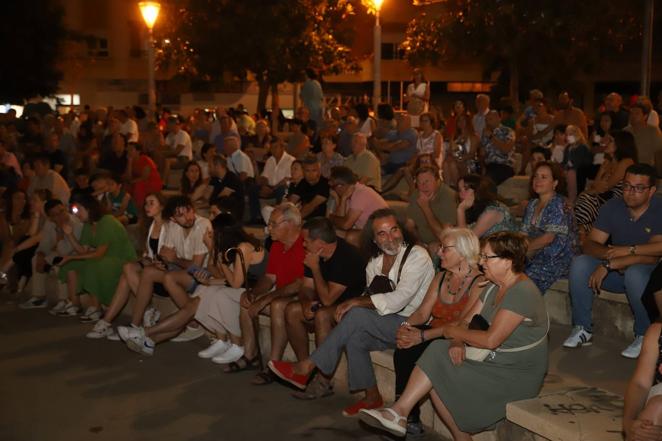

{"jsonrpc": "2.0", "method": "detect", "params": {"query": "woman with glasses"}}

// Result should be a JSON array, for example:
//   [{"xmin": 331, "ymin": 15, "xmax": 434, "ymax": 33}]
[
  {"xmin": 391, "ymin": 228, "xmax": 484, "ymax": 436},
  {"xmin": 520, "ymin": 161, "xmax": 577, "ymax": 293},
  {"xmin": 360, "ymin": 232, "xmax": 548, "ymax": 439}
]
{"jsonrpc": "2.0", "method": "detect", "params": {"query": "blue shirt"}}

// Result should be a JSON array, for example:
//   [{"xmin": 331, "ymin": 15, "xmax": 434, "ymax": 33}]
[
  {"xmin": 593, "ymin": 196, "xmax": 662, "ymax": 246},
  {"xmin": 386, "ymin": 128, "xmax": 418, "ymax": 165}
]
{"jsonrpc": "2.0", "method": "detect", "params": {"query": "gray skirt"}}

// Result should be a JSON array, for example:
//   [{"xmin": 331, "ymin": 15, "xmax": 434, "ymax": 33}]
[{"xmin": 193, "ymin": 284, "xmax": 245, "ymax": 337}]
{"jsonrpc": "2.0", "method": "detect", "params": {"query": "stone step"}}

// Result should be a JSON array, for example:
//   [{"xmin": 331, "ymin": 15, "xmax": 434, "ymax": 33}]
[{"xmin": 545, "ymin": 279, "xmax": 634, "ymax": 341}]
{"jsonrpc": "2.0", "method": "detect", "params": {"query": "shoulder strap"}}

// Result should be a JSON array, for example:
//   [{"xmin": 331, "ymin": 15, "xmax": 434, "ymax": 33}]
[
  {"xmin": 396, "ymin": 244, "xmax": 414, "ymax": 284},
  {"xmin": 496, "ymin": 312, "xmax": 550, "ymax": 353}
]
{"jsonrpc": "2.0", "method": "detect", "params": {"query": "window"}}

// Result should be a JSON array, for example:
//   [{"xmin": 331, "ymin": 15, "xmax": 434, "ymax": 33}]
[
  {"xmin": 381, "ymin": 43, "xmax": 405, "ymax": 60},
  {"xmin": 87, "ymin": 37, "xmax": 109, "ymax": 58}
]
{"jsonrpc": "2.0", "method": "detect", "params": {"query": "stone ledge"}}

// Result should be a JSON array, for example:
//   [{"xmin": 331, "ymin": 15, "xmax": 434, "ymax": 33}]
[{"xmin": 506, "ymin": 386, "xmax": 624, "ymax": 441}]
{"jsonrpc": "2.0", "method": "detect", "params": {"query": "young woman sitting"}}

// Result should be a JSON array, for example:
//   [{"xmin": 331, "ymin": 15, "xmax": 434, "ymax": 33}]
[{"xmin": 456, "ymin": 174, "xmax": 516, "ymax": 238}]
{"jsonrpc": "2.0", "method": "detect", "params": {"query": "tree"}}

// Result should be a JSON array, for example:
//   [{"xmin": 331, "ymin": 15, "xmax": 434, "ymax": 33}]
[
  {"xmin": 0, "ymin": 1, "xmax": 67, "ymax": 104},
  {"xmin": 156, "ymin": 0, "xmax": 361, "ymax": 112},
  {"xmin": 401, "ymin": 0, "xmax": 643, "ymax": 103}
]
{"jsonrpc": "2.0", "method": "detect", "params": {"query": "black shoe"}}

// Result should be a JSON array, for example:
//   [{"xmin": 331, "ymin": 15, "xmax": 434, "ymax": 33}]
[{"xmin": 406, "ymin": 420, "xmax": 425, "ymax": 439}]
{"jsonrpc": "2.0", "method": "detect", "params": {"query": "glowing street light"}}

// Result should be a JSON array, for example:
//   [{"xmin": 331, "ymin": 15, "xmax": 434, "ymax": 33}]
[
  {"xmin": 139, "ymin": 2, "xmax": 161, "ymax": 111},
  {"xmin": 372, "ymin": 0, "xmax": 383, "ymax": 107}
]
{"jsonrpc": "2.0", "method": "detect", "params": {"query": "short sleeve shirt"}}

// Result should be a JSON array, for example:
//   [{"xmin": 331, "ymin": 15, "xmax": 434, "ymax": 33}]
[
  {"xmin": 481, "ymin": 125, "xmax": 515, "ymax": 165},
  {"xmin": 166, "ymin": 130, "xmax": 193, "ymax": 160},
  {"xmin": 209, "ymin": 171, "xmax": 244, "ymax": 202},
  {"xmin": 346, "ymin": 183, "xmax": 389, "ymax": 229},
  {"xmin": 163, "ymin": 215, "xmax": 211, "ymax": 262},
  {"xmin": 292, "ymin": 177, "xmax": 330, "ymax": 219},
  {"xmin": 594, "ymin": 196, "xmax": 662, "ymax": 246},
  {"xmin": 303, "ymin": 238, "xmax": 366, "ymax": 304},
  {"xmin": 406, "ymin": 184, "xmax": 458, "ymax": 244},
  {"xmin": 266, "ymin": 234, "xmax": 305, "ymax": 288}
]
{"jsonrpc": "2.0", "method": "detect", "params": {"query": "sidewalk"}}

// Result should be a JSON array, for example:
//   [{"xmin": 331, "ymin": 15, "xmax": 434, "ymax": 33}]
[{"xmin": 0, "ymin": 295, "xmax": 636, "ymax": 441}]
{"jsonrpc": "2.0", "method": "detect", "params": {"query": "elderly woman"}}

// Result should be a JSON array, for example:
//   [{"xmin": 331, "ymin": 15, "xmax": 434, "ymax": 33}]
[
  {"xmin": 360, "ymin": 232, "xmax": 549, "ymax": 439},
  {"xmin": 520, "ymin": 161, "xmax": 576, "ymax": 293},
  {"xmin": 393, "ymin": 228, "xmax": 485, "ymax": 436}
]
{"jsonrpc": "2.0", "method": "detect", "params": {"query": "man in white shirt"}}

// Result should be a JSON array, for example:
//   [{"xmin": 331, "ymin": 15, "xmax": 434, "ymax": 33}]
[
  {"xmin": 163, "ymin": 116, "xmax": 193, "ymax": 181},
  {"xmin": 28, "ymin": 155, "xmax": 71, "ymax": 205},
  {"xmin": 248, "ymin": 135, "xmax": 294, "ymax": 222},
  {"xmin": 117, "ymin": 195, "xmax": 211, "ymax": 355},
  {"xmin": 223, "ymin": 134, "xmax": 254, "ymax": 181},
  {"xmin": 117, "ymin": 109, "xmax": 139, "ymax": 143},
  {"xmin": 269, "ymin": 208, "xmax": 434, "ymax": 416},
  {"xmin": 472, "ymin": 94, "xmax": 491, "ymax": 138}
]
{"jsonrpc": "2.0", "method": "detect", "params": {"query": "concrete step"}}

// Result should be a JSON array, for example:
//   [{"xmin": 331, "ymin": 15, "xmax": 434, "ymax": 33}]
[{"xmin": 545, "ymin": 279, "xmax": 634, "ymax": 341}]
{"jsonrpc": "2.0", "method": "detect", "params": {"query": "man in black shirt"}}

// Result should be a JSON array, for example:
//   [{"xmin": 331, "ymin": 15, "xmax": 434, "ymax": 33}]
[
  {"xmin": 285, "ymin": 217, "xmax": 366, "ymax": 399},
  {"xmin": 289, "ymin": 154, "xmax": 329, "ymax": 219},
  {"xmin": 209, "ymin": 154, "xmax": 245, "ymax": 220},
  {"xmin": 44, "ymin": 132, "xmax": 68, "ymax": 180}
]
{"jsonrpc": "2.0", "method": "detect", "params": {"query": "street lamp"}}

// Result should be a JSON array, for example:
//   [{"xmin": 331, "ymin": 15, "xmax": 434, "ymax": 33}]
[
  {"xmin": 139, "ymin": 1, "xmax": 161, "ymax": 112},
  {"xmin": 373, "ymin": 0, "xmax": 383, "ymax": 108}
]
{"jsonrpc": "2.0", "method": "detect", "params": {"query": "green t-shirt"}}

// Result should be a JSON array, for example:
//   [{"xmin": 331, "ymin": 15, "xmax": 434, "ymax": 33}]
[{"xmin": 406, "ymin": 184, "xmax": 457, "ymax": 244}]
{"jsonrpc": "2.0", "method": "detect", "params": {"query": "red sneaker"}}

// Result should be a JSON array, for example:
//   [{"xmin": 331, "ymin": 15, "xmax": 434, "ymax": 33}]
[
  {"xmin": 267, "ymin": 360, "xmax": 311, "ymax": 390},
  {"xmin": 342, "ymin": 398, "xmax": 384, "ymax": 417}
]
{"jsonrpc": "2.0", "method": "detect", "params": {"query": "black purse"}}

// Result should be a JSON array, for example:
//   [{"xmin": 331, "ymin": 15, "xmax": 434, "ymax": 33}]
[{"xmin": 365, "ymin": 244, "xmax": 414, "ymax": 295}]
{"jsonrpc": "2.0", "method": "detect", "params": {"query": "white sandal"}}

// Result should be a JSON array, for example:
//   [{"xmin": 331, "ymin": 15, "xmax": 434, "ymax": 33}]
[{"xmin": 359, "ymin": 407, "xmax": 407, "ymax": 437}]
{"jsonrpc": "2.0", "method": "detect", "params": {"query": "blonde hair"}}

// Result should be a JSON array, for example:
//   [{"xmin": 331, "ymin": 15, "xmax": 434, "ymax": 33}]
[
  {"xmin": 566, "ymin": 124, "xmax": 587, "ymax": 145},
  {"xmin": 440, "ymin": 227, "xmax": 480, "ymax": 266}
]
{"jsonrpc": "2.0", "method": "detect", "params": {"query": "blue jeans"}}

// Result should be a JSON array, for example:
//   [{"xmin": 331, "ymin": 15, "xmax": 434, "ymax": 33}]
[{"xmin": 569, "ymin": 254, "xmax": 655, "ymax": 336}]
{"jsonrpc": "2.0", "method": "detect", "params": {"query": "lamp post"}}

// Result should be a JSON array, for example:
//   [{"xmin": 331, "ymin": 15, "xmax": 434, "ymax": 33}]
[
  {"xmin": 139, "ymin": 1, "xmax": 161, "ymax": 112},
  {"xmin": 373, "ymin": 0, "xmax": 383, "ymax": 108}
]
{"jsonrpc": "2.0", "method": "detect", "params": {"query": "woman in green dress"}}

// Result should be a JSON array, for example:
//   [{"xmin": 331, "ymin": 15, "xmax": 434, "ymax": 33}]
[
  {"xmin": 56, "ymin": 193, "xmax": 137, "ymax": 321},
  {"xmin": 360, "ymin": 231, "xmax": 548, "ymax": 439}
]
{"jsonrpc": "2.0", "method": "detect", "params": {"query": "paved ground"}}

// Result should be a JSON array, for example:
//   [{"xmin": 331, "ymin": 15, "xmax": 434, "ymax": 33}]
[{"xmin": 0, "ymin": 290, "xmax": 637, "ymax": 441}]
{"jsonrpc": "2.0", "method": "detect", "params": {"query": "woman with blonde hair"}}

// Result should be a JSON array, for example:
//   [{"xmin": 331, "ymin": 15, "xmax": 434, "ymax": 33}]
[
  {"xmin": 562, "ymin": 124, "xmax": 593, "ymax": 203},
  {"xmin": 392, "ymin": 228, "xmax": 485, "ymax": 436}
]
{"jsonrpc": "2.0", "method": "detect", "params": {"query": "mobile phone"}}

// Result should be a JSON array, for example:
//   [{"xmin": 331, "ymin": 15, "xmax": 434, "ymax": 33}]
[{"xmin": 71, "ymin": 205, "xmax": 79, "ymax": 214}]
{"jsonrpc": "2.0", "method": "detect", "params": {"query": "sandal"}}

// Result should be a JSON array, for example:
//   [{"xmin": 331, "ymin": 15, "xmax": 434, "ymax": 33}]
[
  {"xmin": 291, "ymin": 375, "xmax": 334, "ymax": 400},
  {"xmin": 251, "ymin": 369, "xmax": 276, "ymax": 385},
  {"xmin": 358, "ymin": 408, "xmax": 407, "ymax": 437},
  {"xmin": 223, "ymin": 356, "xmax": 260, "ymax": 374}
]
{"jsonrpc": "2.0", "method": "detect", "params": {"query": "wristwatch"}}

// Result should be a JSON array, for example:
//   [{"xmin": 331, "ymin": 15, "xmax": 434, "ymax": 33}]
[
  {"xmin": 602, "ymin": 260, "xmax": 611, "ymax": 271},
  {"xmin": 629, "ymin": 245, "xmax": 637, "ymax": 256}
]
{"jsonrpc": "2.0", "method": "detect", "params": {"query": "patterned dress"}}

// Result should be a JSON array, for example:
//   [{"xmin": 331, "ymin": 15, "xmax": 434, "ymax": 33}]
[{"xmin": 521, "ymin": 193, "xmax": 577, "ymax": 293}]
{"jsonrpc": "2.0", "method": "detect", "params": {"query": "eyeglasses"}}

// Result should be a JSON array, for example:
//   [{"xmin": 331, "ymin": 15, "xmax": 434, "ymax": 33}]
[
  {"xmin": 622, "ymin": 183, "xmax": 653, "ymax": 193},
  {"xmin": 439, "ymin": 244, "xmax": 456, "ymax": 253},
  {"xmin": 268, "ymin": 219, "xmax": 288, "ymax": 228},
  {"xmin": 479, "ymin": 253, "xmax": 500, "ymax": 261}
]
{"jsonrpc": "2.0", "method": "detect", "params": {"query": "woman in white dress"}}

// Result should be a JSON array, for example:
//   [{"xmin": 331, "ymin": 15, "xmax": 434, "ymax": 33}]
[{"xmin": 406, "ymin": 69, "xmax": 430, "ymax": 128}]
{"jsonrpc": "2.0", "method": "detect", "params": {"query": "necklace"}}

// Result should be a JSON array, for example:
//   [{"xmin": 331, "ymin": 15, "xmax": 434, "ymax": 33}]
[{"xmin": 446, "ymin": 268, "xmax": 473, "ymax": 297}]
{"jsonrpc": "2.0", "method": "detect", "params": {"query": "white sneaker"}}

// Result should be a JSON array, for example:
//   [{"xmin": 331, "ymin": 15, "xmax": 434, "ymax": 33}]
[
  {"xmin": 117, "ymin": 324, "xmax": 141, "ymax": 342},
  {"xmin": 106, "ymin": 328, "xmax": 120, "ymax": 341},
  {"xmin": 171, "ymin": 325, "xmax": 205, "ymax": 342},
  {"xmin": 57, "ymin": 301, "xmax": 81, "ymax": 317},
  {"xmin": 125, "ymin": 328, "xmax": 155, "ymax": 356},
  {"xmin": 86, "ymin": 320, "xmax": 113, "ymax": 339},
  {"xmin": 79, "ymin": 307, "xmax": 101, "ymax": 323},
  {"xmin": 143, "ymin": 306, "xmax": 161, "ymax": 328},
  {"xmin": 621, "ymin": 335, "xmax": 644, "ymax": 359},
  {"xmin": 563, "ymin": 326, "xmax": 593, "ymax": 348},
  {"xmin": 198, "ymin": 339, "xmax": 230, "ymax": 359},
  {"xmin": 49, "ymin": 300, "xmax": 68, "ymax": 316},
  {"xmin": 19, "ymin": 297, "xmax": 48, "ymax": 309},
  {"xmin": 211, "ymin": 344, "xmax": 245, "ymax": 364}
]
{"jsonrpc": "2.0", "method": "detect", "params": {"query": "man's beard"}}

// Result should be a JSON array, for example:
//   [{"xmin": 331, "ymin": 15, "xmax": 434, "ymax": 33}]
[{"xmin": 381, "ymin": 239, "xmax": 403, "ymax": 256}]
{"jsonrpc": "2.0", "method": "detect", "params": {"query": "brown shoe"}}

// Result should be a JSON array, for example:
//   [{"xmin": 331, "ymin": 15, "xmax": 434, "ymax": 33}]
[{"xmin": 291, "ymin": 375, "xmax": 333, "ymax": 400}]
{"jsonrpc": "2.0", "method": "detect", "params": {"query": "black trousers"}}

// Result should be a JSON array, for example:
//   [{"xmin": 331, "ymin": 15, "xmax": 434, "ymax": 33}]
[
  {"xmin": 393, "ymin": 327, "xmax": 434, "ymax": 423},
  {"xmin": 485, "ymin": 163, "xmax": 514, "ymax": 186}
]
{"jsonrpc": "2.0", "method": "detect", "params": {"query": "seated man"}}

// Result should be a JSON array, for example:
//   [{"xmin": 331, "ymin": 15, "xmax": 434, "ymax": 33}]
[
  {"xmin": 248, "ymin": 135, "xmax": 295, "ymax": 223},
  {"xmin": 269, "ymin": 208, "xmax": 435, "ymax": 416},
  {"xmin": 288, "ymin": 154, "xmax": 329, "ymax": 220},
  {"xmin": 285, "ymin": 217, "xmax": 367, "ymax": 399},
  {"xmin": 239, "ymin": 202, "xmax": 305, "ymax": 384},
  {"xmin": 28, "ymin": 154, "xmax": 71, "ymax": 206},
  {"xmin": 118, "ymin": 195, "xmax": 211, "ymax": 354},
  {"xmin": 208, "ymin": 155, "xmax": 245, "ymax": 221},
  {"xmin": 344, "ymin": 132, "xmax": 382, "ymax": 191},
  {"xmin": 328, "ymin": 166, "xmax": 388, "ymax": 247},
  {"xmin": 481, "ymin": 110, "xmax": 516, "ymax": 185},
  {"xmin": 19, "ymin": 199, "xmax": 83, "ymax": 310},
  {"xmin": 564, "ymin": 164, "xmax": 662, "ymax": 359},
  {"xmin": 162, "ymin": 116, "xmax": 193, "ymax": 182},
  {"xmin": 223, "ymin": 133, "xmax": 255, "ymax": 183},
  {"xmin": 405, "ymin": 166, "xmax": 457, "ymax": 254},
  {"xmin": 377, "ymin": 112, "xmax": 418, "ymax": 175}
]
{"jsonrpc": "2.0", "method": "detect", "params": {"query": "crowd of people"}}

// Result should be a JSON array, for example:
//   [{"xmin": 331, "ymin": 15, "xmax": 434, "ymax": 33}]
[{"xmin": 2, "ymin": 80, "xmax": 662, "ymax": 440}]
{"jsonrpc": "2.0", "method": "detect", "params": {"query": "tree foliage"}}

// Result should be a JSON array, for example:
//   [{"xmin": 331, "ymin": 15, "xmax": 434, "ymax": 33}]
[
  {"xmin": 0, "ymin": 0, "xmax": 67, "ymax": 103},
  {"xmin": 155, "ymin": 0, "xmax": 362, "ymax": 108},
  {"xmin": 401, "ymin": 0, "xmax": 643, "ymax": 99}
]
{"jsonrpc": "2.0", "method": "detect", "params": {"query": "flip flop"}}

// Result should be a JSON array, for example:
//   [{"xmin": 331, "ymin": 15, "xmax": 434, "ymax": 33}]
[{"xmin": 359, "ymin": 408, "xmax": 407, "ymax": 437}]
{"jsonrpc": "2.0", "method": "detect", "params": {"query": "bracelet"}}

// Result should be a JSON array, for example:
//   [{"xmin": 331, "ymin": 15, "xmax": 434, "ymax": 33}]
[
  {"xmin": 400, "ymin": 321, "xmax": 410, "ymax": 327},
  {"xmin": 420, "ymin": 329, "xmax": 426, "ymax": 342}
]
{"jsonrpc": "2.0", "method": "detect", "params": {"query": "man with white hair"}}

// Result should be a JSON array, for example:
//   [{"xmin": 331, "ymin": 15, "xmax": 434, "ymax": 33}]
[
  {"xmin": 604, "ymin": 92, "xmax": 630, "ymax": 130},
  {"xmin": 239, "ymin": 202, "xmax": 306, "ymax": 384},
  {"xmin": 344, "ymin": 132, "xmax": 382, "ymax": 191},
  {"xmin": 223, "ymin": 134, "xmax": 255, "ymax": 182}
]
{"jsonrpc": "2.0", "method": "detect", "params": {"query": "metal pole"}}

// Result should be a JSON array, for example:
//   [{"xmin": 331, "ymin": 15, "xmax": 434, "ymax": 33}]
[
  {"xmin": 641, "ymin": 0, "xmax": 654, "ymax": 97},
  {"xmin": 147, "ymin": 28, "xmax": 156, "ymax": 112},
  {"xmin": 373, "ymin": 10, "xmax": 381, "ymax": 108}
]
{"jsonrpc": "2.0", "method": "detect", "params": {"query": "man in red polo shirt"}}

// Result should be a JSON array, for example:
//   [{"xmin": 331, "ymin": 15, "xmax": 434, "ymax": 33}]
[{"xmin": 239, "ymin": 202, "xmax": 305, "ymax": 384}]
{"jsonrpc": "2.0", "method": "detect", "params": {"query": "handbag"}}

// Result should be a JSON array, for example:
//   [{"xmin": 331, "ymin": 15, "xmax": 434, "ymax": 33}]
[
  {"xmin": 464, "ymin": 284, "xmax": 550, "ymax": 362},
  {"xmin": 365, "ymin": 244, "xmax": 414, "ymax": 295}
]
